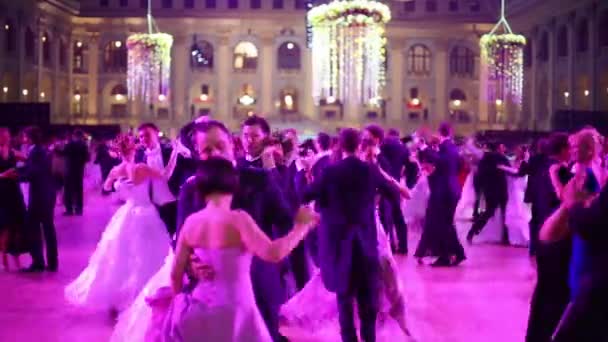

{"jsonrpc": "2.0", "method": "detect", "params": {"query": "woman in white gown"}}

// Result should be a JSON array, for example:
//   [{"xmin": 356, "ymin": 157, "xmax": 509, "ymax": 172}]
[
  {"xmin": 454, "ymin": 146, "xmax": 530, "ymax": 246},
  {"xmin": 64, "ymin": 135, "xmax": 178, "ymax": 312}
]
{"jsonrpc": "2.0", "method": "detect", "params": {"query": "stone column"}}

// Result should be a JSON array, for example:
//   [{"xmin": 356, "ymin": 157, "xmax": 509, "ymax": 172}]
[
  {"xmin": 17, "ymin": 25, "xmax": 25, "ymax": 102},
  {"xmin": 216, "ymin": 35, "xmax": 231, "ymax": 122},
  {"xmin": 588, "ymin": 7, "xmax": 598, "ymax": 110},
  {"xmin": 67, "ymin": 34, "xmax": 74, "ymax": 122},
  {"xmin": 87, "ymin": 34, "xmax": 99, "ymax": 118},
  {"xmin": 52, "ymin": 31, "xmax": 61, "ymax": 120},
  {"xmin": 302, "ymin": 45, "xmax": 315, "ymax": 120},
  {"xmin": 171, "ymin": 34, "xmax": 188, "ymax": 124},
  {"xmin": 529, "ymin": 28, "xmax": 538, "ymax": 130},
  {"xmin": 567, "ymin": 17, "xmax": 575, "ymax": 111},
  {"xmin": 434, "ymin": 39, "xmax": 448, "ymax": 127},
  {"xmin": 546, "ymin": 21, "xmax": 556, "ymax": 131},
  {"xmin": 36, "ymin": 28, "xmax": 43, "ymax": 103},
  {"xmin": 388, "ymin": 40, "xmax": 404, "ymax": 126},
  {"xmin": 260, "ymin": 35, "xmax": 275, "ymax": 116}
]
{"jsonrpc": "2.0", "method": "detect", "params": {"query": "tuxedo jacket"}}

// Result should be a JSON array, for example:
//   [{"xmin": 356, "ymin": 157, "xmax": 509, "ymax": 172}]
[
  {"xmin": 176, "ymin": 165, "xmax": 294, "ymax": 305},
  {"xmin": 302, "ymin": 156, "xmax": 398, "ymax": 293},
  {"xmin": 19, "ymin": 145, "xmax": 56, "ymax": 214},
  {"xmin": 135, "ymin": 145, "xmax": 195, "ymax": 197}
]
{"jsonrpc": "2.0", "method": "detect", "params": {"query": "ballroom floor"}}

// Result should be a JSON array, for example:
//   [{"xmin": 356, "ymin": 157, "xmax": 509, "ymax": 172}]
[{"xmin": 0, "ymin": 192, "xmax": 535, "ymax": 342}]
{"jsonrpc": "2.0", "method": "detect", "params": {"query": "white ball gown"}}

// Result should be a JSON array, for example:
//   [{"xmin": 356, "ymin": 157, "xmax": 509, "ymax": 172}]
[
  {"xmin": 279, "ymin": 211, "xmax": 415, "ymax": 341},
  {"xmin": 454, "ymin": 172, "xmax": 530, "ymax": 246},
  {"xmin": 64, "ymin": 179, "xmax": 172, "ymax": 311}
]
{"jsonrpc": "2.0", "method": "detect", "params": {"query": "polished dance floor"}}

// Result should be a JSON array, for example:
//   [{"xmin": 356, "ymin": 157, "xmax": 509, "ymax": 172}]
[{"xmin": 0, "ymin": 192, "xmax": 534, "ymax": 342}]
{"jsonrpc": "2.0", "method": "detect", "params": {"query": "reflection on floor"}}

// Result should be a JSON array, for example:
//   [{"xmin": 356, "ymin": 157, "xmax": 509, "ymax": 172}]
[{"xmin": 0, "ymin": 193, "xmax": 534, "ymax": 342}]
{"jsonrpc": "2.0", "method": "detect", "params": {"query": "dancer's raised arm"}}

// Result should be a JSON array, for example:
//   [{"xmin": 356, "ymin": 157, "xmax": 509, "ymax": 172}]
[{"xmin": 236, "ymin": 207, "xmax": 317, "ymax": 263}]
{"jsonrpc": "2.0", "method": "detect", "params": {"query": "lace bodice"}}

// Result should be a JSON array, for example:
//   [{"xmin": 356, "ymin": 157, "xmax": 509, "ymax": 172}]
[
  {"xmin": 115, "ymin": 179, "xmax": 153, "ymax": 206},
  {"xmin": 189, "ymin": 248, "xmax": 255, "ymax": 307}
]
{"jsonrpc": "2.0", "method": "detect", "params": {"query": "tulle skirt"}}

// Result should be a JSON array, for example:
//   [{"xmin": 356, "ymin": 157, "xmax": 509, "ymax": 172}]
[
  {"xmin": 64, "ymin": 202, "xmax": 171, "ymax": 311},
  {"xmin": 454, "ymin": 173, "xmax": 530, "ymax": 246},
  {"xmin": 111, "ymin": 251, "xmax": 174, "ymax": 342}
]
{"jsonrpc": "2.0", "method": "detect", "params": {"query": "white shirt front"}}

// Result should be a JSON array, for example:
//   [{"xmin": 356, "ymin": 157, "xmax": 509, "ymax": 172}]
[{"xmin": 145, "ymin": 145, "xmax": 175, "ymax": 205}]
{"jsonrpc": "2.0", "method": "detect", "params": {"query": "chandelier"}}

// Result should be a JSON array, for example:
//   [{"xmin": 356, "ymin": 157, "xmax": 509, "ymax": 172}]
[
  {"xmin": 127, "ymin": 0, "xmax": 173, "ymax": 106},
  {"xmin": 308, "ymin": 0, "xmax": 391, "ymax": 107},
  {"xmin": 480, "ymin": 0, "xmax": 526, "ymax": 114}
]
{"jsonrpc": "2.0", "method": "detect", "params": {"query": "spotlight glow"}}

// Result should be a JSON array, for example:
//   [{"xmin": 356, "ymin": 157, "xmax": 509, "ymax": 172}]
[
  {"xmin": 2, "ymin": 87, "xmax": 7, "ymax": 94},
  {"xmin": 115, "ymin": 41, "xmax": 122, "ymax": 48}
]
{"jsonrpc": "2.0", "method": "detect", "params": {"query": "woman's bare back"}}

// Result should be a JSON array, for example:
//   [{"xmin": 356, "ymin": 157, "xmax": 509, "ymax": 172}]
[{"xmin": 182, "ymin": 208, "xmax": 247, "ymax": 251}]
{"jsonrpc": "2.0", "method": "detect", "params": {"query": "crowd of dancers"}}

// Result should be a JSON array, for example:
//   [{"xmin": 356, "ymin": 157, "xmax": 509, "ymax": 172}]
[{"xmin": 1, "ymin": 114, "xmax": 607, "ymax": 341}]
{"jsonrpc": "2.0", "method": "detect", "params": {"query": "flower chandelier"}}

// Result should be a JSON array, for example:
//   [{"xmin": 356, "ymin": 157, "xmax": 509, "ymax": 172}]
[
  {"xmin": 127, "ymin": 0, "xmax": 173, "ymax": 106},
  {"xmin": 308, "ymin": 0, "xmax": 390, "ymax": 106},
  {"xmin": 480, "ymin": 0, "xmax": 526, "ymax": 110},
  {"xmin": 127, "ymin": 33, "xmax": 173, "ymax": 104}
]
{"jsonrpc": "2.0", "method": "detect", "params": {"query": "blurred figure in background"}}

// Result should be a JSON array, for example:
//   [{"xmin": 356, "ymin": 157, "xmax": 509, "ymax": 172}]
[{"xmin": 63, "ymin": 130, "xmax": 90, "ymax": 216}]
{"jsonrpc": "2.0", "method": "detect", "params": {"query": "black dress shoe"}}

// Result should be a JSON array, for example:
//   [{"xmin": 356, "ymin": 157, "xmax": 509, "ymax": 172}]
[
  {"xmin": 21, "ymin": 264, "xmax": 45, "ymax": 273},
  {"xmin": 47, "ymin": 265, "xmax": 58, "ymax": 272},
  {"xmin": 466, "ymin": 230, "xmax": 475, "ymax": 244},
  {"xmin": 451, "ymin": 255, "xmax": 466, "ymax": 266},
  {"xmin": 430, "ymin": 257, "xmax": 451, "ymax": 267},
  {"xmin": 63, "ymin": 211, "xmax": 74, "ymax": 216}
]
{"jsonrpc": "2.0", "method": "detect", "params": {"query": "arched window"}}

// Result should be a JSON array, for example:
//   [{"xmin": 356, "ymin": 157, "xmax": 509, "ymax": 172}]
[
  {"xmin": 42, "ymin": 32, "xmax": 52, "ymax": 66},
  {"xmin": 25, "ymin": 27, "xmax": 35, "ymax": 62},
  {"xmin": 449, "ymin": 45, "xmax": 475, "ymax": 77},
  {"xmin": 557, "ymin": 26, "xmax": 568, "ymax": 57},
  {"xmin": 190, "ymin": 40, "xmax": 214, "ymax": 70},
  {"xmin": 277, "ymin": 41, "xmax": 301, "ymax": 70},
  {"xmin": 4, "ymin": 20, "xmax": 16, "ymax": 53},
  {"xmin": 73, "ymin": 41, "xmax": 87, "ymax": 73},
  {"xmin": 103, "ymin": 40, "xmax": 127, "ymax": 73},
  {"xmin": 233, "ymin": 41, "xmax": 258, "ymax": 70},
  {"xmin": 537, "ymin": 32, "xmax": 548, "ymax": 62},
  {"xmin": 59, "ymin": 39, "xmax": 67, "ymax": 68},
  {"xmin": 600, "ymin": 10, "xmax": 608, "ymax": 47},
  {"xmin": 577, "ymin": 19, "xmax": 589, "ymax": 53},
  {"xmin": 449, "ymin": 88, "xmax": 466, "ymax": 101},
  {"xmin": 110, "ymin": 84, "xmax": 128, "ymax": 117},
  {"xmin": 407, "ymin": 44, "xmax": 431, "ymax": 76}
]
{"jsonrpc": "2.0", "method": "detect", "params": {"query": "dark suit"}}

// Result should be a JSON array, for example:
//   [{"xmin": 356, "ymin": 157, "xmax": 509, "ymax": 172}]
[
  {"xmin": 525, "ymin": 159, "xmax": 572, "ymax": 342},
  {"xmin": 135, "ymin": 145, "xmax": 195, "ymax": 236},
  {"xmin": 177, "ymin": 165, "xmax": 294, "ymax": 342},
  {"xmin": 238, "ymin": 156, "xmax": 311, "ymax": 291},
  {"xmin": 63, "ymin": 139, "xmax": 89, "ymax": 214},
  {"xmin": 469, "ymin": 151, "xmax": 511, "ymax": 241},
  {"xmin": 415, "ymin": 140, "xmax": 465, "ymax": 260},
  {"xmin": 551, "ymin": 184, "xmax": 608, "ymax": 341},
  {"xmin": 302, "ymin": 156, "xmax": 398, "ymax": 342},
  {"xmin": 20, "ymin": 145, "xmax": 58, "ymax": 269},
  {"xmin": 303, "ymin": 153, "xmax": 332, "ymax": 267},
  {"xmin": 378, "ymin": 138, "xmax": 410, "ymax": 253}
]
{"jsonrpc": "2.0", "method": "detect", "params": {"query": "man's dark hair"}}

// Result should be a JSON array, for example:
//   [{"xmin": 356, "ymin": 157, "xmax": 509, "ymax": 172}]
[
  {"xmin": 242, "ymin": 115, "xmax": 270, "ymax": 135},
  {"xmin": 438, "ymin": 122, "xmax": 453, "ymax": 138},
  {"xmin": 548, "ymin": 132, "xmax": 570, "ymax": 157},
  {"xmin": 24, "ymin": 126, "xmax": 43, "ymax": 145},
  {"xmin": 486, "ymin": 141, "xmax": 499, "ymax": 152},
  {"xmin": 196, "ymin": 156, "xmax": 239, "ymax": 198},
  {"xmin": 73, "ymin": 129, "xmax": 85, "ymax": 140},
  {"xmin": 339, "ymin": 128, "xmax": 361, "ymax": 154},
  {"xmin": 192, "ymin": 120, "xmax": 230, "ymax": 136},
  {"xmin": 138, "ymin": 122, "xmax": 159, "ymax": 132},
  {"xmin": 364, "ymin": 124, "xmax": 385, "ymax": 141},
  {"xmin": 317, "ymin": 132, "xmax": 331, "ymax": 151},
  {"xmin": 387, "ymin": 128, "xmax": 400, "ymax": 138}
]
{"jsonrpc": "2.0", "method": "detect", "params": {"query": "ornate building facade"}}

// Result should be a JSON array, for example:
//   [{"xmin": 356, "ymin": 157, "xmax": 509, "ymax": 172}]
[{"xmin": 0, "ymin": 0, "xmax": 606, "ymax": 133}]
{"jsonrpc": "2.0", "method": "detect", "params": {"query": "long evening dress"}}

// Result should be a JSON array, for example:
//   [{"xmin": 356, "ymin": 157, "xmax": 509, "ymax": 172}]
[
  {"xmin": 161, "ymin": 248, "xmax": 272, "ymax": 342},
  {"xmin": 64, "ymin": 179, "xmax": 171, "ymax": 311},
  {"xmin": 0, "ymin": 151, "xmax": 28, "ymax": 256}
]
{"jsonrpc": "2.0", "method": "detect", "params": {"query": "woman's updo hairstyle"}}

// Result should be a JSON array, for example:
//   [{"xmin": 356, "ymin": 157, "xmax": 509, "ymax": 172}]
[
  {"xmin": 195, "ymin": 156, "xmax": 239, "ymax": 199},
  {"xmin": 112, "ymin": 134, "xmax": 136, "ymax": 157}
]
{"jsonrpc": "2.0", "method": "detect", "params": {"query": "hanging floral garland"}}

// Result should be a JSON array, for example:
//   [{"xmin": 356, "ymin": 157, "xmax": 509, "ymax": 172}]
[
  {"xmin": 308, "ymin": 0, "xmax": 390, "ymax": 106},
  {"xmin": 127, "ymin": 33, "xmax": 173, "ymax": 105}
]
